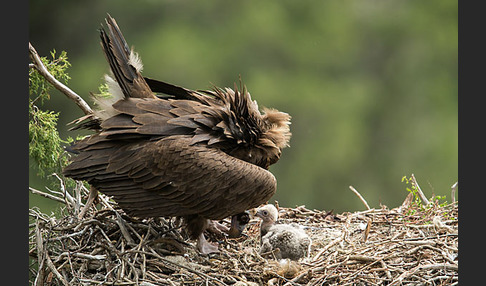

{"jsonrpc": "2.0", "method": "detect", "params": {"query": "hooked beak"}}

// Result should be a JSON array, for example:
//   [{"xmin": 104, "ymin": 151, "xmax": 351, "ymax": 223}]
[{"xmin": 255, "ymin": 209, "xmax": 264, "ymax": 219}]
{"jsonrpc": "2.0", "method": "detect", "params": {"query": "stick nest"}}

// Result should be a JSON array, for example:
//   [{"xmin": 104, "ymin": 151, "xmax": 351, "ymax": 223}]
[{"xmin": 29, "ymin": 181, "xmax": 458, "ymax": 285}]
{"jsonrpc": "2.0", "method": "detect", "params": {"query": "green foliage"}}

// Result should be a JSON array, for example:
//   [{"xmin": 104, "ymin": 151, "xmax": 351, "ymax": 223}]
[
  {"xmin": 401, "ymin": 175, "xmax": 450, "ymax": 220},
  {"xmin": 95, "ymin": 82, "xmax": 111, "ymax": 98},
  {"xmin": 29, "ymin": 50, "xmax": 71, "ymax": 177},
  {"xmin": 29, "ymin": 107, "xmax": 66, "ymax": 177},
  {"xmin": 29, "ymin": 50, "xmax": 71, "ymax": 103},
  {"xmin": 402, "ymin": 175, "xmax": 422, "ymax": 209}
]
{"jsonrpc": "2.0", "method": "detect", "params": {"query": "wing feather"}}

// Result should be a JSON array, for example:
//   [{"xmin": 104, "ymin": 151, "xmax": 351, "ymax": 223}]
[
  {"xmin": 100, "ymin": 15, "xmax": 155, "ymax": 99},
  {"xmin": 64, "ymin": 136, "xmax": 276, "ymax": 219}
]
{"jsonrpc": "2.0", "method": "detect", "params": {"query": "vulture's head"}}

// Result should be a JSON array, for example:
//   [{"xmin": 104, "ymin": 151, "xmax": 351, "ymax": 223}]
[
  {"xmin": 211, "ymin": 85, "xmax": 291, "ymax": 168},
  {"xmin": 260, "ymin": 107, "xmax": 292, "ymax": 163}
]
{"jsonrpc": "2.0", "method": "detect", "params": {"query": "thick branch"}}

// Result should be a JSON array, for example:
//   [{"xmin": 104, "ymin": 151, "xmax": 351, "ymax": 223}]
[{"xmin": 29, "ymin": 42, "xmax": 93, "ymax": 116}]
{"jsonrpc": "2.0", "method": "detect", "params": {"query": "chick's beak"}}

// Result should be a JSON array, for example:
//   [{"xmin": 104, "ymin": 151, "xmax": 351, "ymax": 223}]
[{"xmin": 255, "ymin": 209, "xmax": 264, "ymax": 219}]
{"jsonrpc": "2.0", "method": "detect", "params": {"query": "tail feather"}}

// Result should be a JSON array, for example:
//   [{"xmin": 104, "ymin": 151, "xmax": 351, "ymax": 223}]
[
  {"xmin": 99, "ymin": 14, "xmax": 155, "ymax": 99},
  {"xmin": 144, "ymin": 76, "xmax": 198, "ymax": 100}
]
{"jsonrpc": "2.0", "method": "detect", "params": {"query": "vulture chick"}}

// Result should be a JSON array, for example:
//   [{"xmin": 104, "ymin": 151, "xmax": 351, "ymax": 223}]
[
  {"xmin": 62, "ymin": 15, "xmax": 291, "ymax": 254},
  {"xmin": 256, "ymin": 204, "xmax": 311, "ymax": 261}
]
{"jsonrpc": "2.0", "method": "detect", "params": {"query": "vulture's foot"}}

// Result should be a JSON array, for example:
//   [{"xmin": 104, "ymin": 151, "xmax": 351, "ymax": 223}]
[
  {"xmin": 207, "ymin": 220, "xmax": 229, "ymax": 236},
  {"xmin": 197, "ymin": 233, "xmax": 219, "ymax": 254}
]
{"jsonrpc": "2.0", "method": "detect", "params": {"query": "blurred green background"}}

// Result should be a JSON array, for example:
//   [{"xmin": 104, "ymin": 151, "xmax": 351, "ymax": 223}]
[{"xmin": 29, "ymin": 0, "xmax": 457, "ymax": 214}]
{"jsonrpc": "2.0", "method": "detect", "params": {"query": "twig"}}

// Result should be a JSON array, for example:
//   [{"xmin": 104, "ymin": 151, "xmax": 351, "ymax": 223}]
[
  {"xmin": 410, "ymin": 174, "xmax": 430, "ymax": 206},
  {"xmin": 96, "ymin": 189, "xmax": 117, "ymax": 210},
  {"xmin": 347, "ymin": 254, "xmax": 377, "ymax": 263},
  {"xmin": 311, "ymin": 233, "xmax": 345, "ymax": 263},
  {"xmin": 348, "ymin": 186, "xmax": 371, "ymax": 210},
  {"xmin": 47, "ymin": 225, "xmax": 89, "ymax": 242},
  {"xmin": 78, "ymin": 186, "xmax": 98, "ymax": 219},
  {"xmin": 419, "ymin": 263, "xmax": 458, "ymax": 271},
  {"xmin": 45, "ymin": 255, "xmax": 70, "ymax": 286},
  {"xmin": 56, "ymin": 251, "xmax": 107, "ymax": 261},
  {"xmin": 362, "ymin": 218, "xmax": 372, "ymax": 242},
  {"xmin": 115, "ymin": 212, "xmax": 136, "ymax": 246},
  {"xmin": 140, "ymin": 249, "xmax": 228, "ymax": 286},
  {"xmin": 29, "ymin": 187, "xmax": 65, "ymax": 204},
  {"xmin": 380, "ymin": 260, "xmax": 393, "ymax": 280},
  {"xmin": 51, "ymin": 173, "xmax": 76, "ymax": 208},
  {"xmin": 34, "ymin": 221, "xmax": 45, "ymax": 286},
  {"xmin": 28, "ymin": 42, "xmax": 94, "ymax": 115},
  {"xmin": 451, "ymin": 182, "xmax": 457, "ymax": 203}
]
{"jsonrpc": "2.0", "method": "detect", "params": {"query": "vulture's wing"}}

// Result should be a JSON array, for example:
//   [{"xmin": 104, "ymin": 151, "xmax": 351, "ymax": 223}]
[
  {"xmin": 63, "ymin": 135, "xmax": 276, "ymax": 220},
  {"xmin": 64, "ymin": 95, "xmax": 277, "ymax": 219}
]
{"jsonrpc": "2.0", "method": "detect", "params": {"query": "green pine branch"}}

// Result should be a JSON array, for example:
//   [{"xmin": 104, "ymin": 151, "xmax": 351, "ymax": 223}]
[{"xmin": 29, "ymin": 49, "xmax": 72, "ymax": 177}]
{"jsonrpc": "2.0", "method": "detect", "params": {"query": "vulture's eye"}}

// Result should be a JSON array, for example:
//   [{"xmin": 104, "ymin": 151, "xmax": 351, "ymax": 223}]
[{"xmin": 263, "ymin": 210, "xmax": 268, "ymax": 216}]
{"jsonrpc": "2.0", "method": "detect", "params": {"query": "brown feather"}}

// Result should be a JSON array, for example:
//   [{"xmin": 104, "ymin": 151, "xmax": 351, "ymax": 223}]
[
  {"xmin": 100, "ymin": 15, "xmax": 155, "ymax": 99},
  {"xmin": 64, "ymin": 136, "xmax": 277, "ymax": 219}
]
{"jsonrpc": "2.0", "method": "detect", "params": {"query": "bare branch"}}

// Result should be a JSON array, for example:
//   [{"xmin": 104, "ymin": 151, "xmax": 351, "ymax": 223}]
[
  {"xmin": 451, "ymin": 181, "xmax": 458, "ymax": 203},
  {"xmin": 34, "ymin": 221, "xmax": 45, "ymax": 286},
  {"xmin": 29, "ymin": 42, "xmax": 93, "ymax": 116},
  {"xmin": 311, "ymin": 232, "xmax": 345, "ymax": 262},
  {"xmin": 45, "ymin": 255, "xmax": 69, "ymax": 286},
  {"xmin": 349, "ymin": 185, "xmax": 371, "ymax": 210},
  {"xmin": 29, "ymin": 187, "xmax": 65, "ymax": 204}
]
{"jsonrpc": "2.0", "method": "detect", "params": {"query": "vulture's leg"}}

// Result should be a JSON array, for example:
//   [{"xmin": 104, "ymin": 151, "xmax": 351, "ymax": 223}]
[
  {"xmin": 78, "ymin": 186, "xmax": 98, "ymax": 219},
  {"xmin": 185, "ymin": 215, "xmax": 219, "ymax": 254}
]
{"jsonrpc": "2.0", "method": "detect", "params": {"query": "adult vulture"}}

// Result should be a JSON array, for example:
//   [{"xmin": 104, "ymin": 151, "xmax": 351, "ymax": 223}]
[{"xmin": 63, "ymin": 15, "xmax": 291, "ymax": 254}]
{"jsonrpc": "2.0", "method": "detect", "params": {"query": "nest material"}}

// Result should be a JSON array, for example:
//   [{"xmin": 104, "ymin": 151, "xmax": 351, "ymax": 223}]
[{"xmin": 29, "ymin": 182, "xmax": 458, "ymax": 285}]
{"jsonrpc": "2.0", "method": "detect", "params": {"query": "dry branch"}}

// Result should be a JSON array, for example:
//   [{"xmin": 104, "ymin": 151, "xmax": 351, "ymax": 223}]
[
  {"xmin": 348, "ymin": 185, "xmax": 371, "ymax": 210},
  {"xmin": 29, "ymin": 187, "xmax": 65, "ymax": 204},
  {"xmin": 451, "ymin": 181, "xmax": 458, "ymax": 204},
  {"xmin": 29, "ymin": 42, "xmax": 94, "ymax": 115}
]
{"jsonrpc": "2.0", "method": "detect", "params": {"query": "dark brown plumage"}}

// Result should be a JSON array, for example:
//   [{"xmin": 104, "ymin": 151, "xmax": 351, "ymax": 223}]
[{"xmin": 63, "ymin": 15, "xmax": 291, "ymax": 253}]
